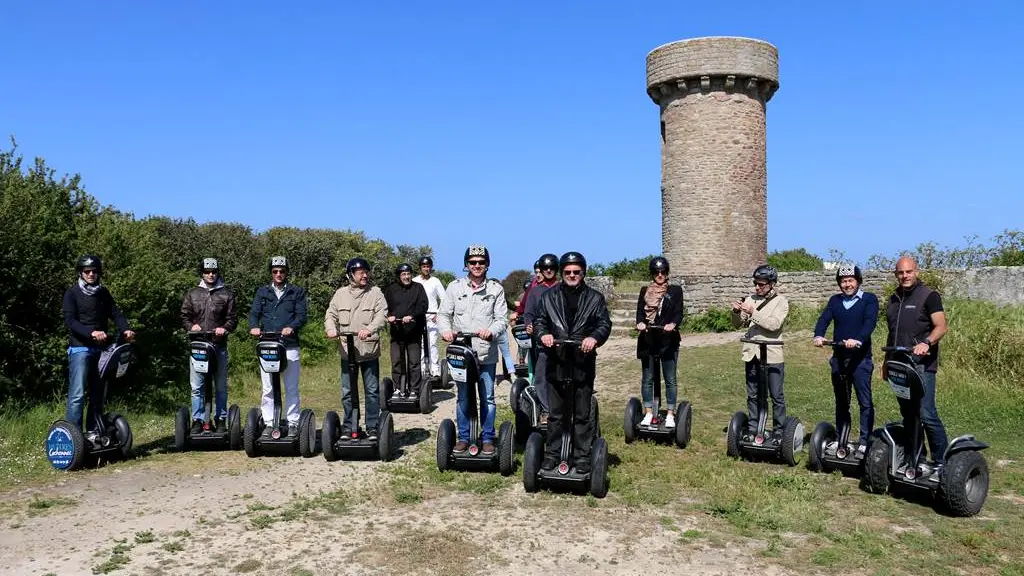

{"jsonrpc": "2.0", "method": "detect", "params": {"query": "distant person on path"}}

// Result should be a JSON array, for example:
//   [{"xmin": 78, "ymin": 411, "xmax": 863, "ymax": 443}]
[
  {"xmin": 384, "ymin": 263, "xmax": 429, "ymax": 398},
  {"xmin": 412, "ymin": 256, "xmax": 445, "ymax": 383},
  {"xmin": 522, "ymin": 253, "xmax": 561, "ymax": 424},
  {"xmin": 813, "ymin": 263, "xmax": 878, "ymax": 458}
]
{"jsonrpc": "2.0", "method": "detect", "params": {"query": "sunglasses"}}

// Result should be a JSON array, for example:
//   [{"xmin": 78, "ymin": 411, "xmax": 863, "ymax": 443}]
[
  {"xmin": 271, "ymin": 269, "xmax": 286, "ymax": 275},
  {"xmin": 467, "ymin": 260, "xmax": 487, "ymax": 266},
  {"xmin": 753, "ymin": 281, "xmax": 769, "ymax": 287},
  {"xmin": 654, "ymin": 271, "xmax": 667, "ymax": 277},
  {"xmin": 563, "ymin": 270, "xmax": 583, "ymax": 277},
  {"xmin": 203, "ymin": 270, "xmax": 218, "ymax": 274},
  {"xmin": 81, "ymin": 269, "xmax": 99, "ymax": 276}
]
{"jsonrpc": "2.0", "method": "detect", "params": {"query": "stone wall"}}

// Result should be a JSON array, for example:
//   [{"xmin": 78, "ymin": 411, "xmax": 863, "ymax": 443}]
[{"xmin": 663, "ymin": 267, "xmax": 1024, "ymax": 314}]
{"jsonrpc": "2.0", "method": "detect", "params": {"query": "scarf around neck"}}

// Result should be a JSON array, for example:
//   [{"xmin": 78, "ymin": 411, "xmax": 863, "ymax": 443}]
[
  {"xmin": 644, "ymin": 281, "xmax": 668, "ymax": 323},
  {"xmin": 78, "ymin": 278, "xmax": 103, "ymax": 297},
  {"xmin": 199, "ymin": 278, "xmax": 225, "ymax": 291}
]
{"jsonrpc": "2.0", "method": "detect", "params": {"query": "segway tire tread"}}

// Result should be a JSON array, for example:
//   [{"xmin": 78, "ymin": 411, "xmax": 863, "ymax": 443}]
[
  {"xmin": 379, "ymin": 412, "xmax": 394, "ymax": 462},
  {"xmin": 436, "ymin": 419, "xmax": 455, "ymax": 472},
  {"xmin": 864, "ymin": 438, "xmax": 891, "ymax": 494},
  {"xmin": 674, "ymin": 401, "xmax": 692, "ymax": 449},
  {"xmin": 228, "ymin": 405, "xmax": 242, "ymax": 450},
  {"xmin": 498, "ymin": 421, "xmax": 514, "ymax": 476},
  {"xmin": 174, "ymin": 407, "xmax": 189, "ymax": 451},
  {"xmin": 590, "ymin": 437, "xmax": 609, "ymax": 498},
  {"xmin": 624, "ymin": 397, "xmax": 642, "ymax": 444},
  {"xmin": 940, "ymin": 450, "xmax": 989, "ymax": 517},
  {"xmin": 299, "ymin": 409, "xmax": 316, "ymax": 458},
  {"xmin": 523, "ymin": 433, "xmax": 543, "ymax": 492},
  {"xmin": 781, "ymin": 417, "xmax": 803, "ymax": 467},
  {"xmin": 243, "ymin": 408, "xmax": 260, "ymax": 458},
  {"xmin": 322, "ymin": 410, "xmax": 341, "ymax": 462}
]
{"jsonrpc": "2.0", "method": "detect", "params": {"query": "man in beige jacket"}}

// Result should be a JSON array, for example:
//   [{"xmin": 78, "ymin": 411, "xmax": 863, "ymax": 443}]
[
  {"xmin": 731, "ymin": 265, "xmax": 790, "ymax": 440},
  {"xmin": 324, "ymin": 257, "xmax": 388, "ymax": 440}
]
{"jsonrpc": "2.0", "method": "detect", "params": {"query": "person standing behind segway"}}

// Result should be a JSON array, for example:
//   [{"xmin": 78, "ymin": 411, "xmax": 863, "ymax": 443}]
[
  {"xmin": 523, "ymin": 253, "xmax": 560, "ymax": 424},
  {"xmin": 731, "ymin": 265, "xmax": 790, "ymax": 441},
  {"xmin": 813, "ymin": 263, "xmax": 878, "ymax": 458},
  {"xmin": 181, "ymin": 258, "xmax": 238, "ymax": 435},
  {"xmin": 384, "ymin": 263, "xmax": 429, "ymax": 396},
  {"xmin": 63, "ymin": 255, "xmax": 136, "ymax": 441},
  {"xmin": 412, "ymin": 256, "xmax": 445, "ymax": 383},
  {"xmin": 249, "ymin": 256, "xmax": 308, "ymax": 439},
  {"xmin": 437, "ymin": 245, "xmax": 508, "ymax": 456},
  {"xmin": 634, "ymin": 256, "xmax": 684, "ymax": 429},
  {"xmin": 324, "ymin": 257, "xmax": 388, "ymax": 440},
  {"xmin": 534, "ymin": 251, "xmax": 612, "ymax": 473},
  {"xmin": 883, "ymin": 256, "xmax": 950, "ymax": 481}
]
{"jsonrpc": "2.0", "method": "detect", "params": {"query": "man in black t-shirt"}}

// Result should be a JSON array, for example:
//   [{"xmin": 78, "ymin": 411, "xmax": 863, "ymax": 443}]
[{"xmin": 883, "ymin": 256, "xmax": 949, "ymax": 479}]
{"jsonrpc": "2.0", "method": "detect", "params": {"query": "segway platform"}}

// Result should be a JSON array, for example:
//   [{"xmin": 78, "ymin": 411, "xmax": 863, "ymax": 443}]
[
  {"xmin": 383, "ymin": 322, "xmax": 433, "ymax": 414},
  {"xmin": 623, "ymin": 325, "xmax": 692, "ymax": 449},
  {"xmin": 175, "ymin": 332, "xmax": 242, "ymax": 451},
  {"xmin": 808, "ymin": 340, "xmax": 867, "ymax": 475},
  {"xmin": 243, "ymin": 333, "xmax": 317, "ymax": 457},
  {"xmin": 322, "ymin": 332, "xmax": 395, "ymax": 462}
]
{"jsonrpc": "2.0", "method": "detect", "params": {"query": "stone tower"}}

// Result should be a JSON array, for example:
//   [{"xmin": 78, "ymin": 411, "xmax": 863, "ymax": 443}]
[{"xmin": 646, "ymin": 37, "xmax": 779, "ymax": 276}]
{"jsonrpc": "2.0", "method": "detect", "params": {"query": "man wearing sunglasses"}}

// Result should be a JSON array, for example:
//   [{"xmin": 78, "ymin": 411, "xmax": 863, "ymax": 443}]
[
  {"xmin": 438, "ymin": 245, "xmax": 508, "ymax": 455},
  {"xmin": 521, "ymin": 253, "xmax": 560, "ymax": 424},
  {"xmin": 181, "ymin": 257, "xmax": 238, "ymax": 435},
  {"xmin": 63, "ymin": 255, "xmax": 135, "ymax": 442},
  {"xmin": 731, "ymin": 265, "xmax": 790, "ymax": 441},
  {"xmin": 249, "ymin": 256, "xmax": 308, "ymax": 439},
  {"xmin": 534, "ymin": 251, "xmax": 612, "ymax": 473}
]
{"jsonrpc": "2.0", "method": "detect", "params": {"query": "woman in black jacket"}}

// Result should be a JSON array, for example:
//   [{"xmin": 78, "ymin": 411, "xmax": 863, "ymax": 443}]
[{"xmin": 635, "ymin": 257, "xmax": 684, "ymax": 429}]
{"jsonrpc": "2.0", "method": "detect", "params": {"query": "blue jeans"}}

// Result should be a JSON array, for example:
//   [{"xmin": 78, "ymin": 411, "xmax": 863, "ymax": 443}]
[
  {"xmin": 190, "ymin": 346, "xmax": 229, "ymax": 421},
  {"xmin": 641, "ymin": 349, "xmax": 678, "ymax": 409},
  {"xmin": 67, "ymin": 348, "xmax": 103, "ymax": 432},
  {"xmin": 496, "ymin": 331, "xmax": 514, "ymax": 376},
  {"xmin": 341, "ymin": 359, "xmax": 380, "ymax": 431},
  {"xmin": 898, "ymin": 370, "xmax": 949, "ymax": 465},
  {"xmin": 457, "ymin": 362, "xmax": 497, "ymax": 443},
  {"xmin": 830, "ymin": 355, "xmax": 874, "ymax": 445}
]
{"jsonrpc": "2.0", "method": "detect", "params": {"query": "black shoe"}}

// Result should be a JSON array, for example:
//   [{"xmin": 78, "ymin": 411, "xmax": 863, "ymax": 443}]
[
  {"xmin": 574, "ymin": 459, "xmax": 591, "ymax": 475},
  {"xmin": 215, "ymin": 419, "xmax": 227, "ymax": 434},
  {"xmin": 366, "ymin": 427, "xmax": 379, "ymax": 441},
  {"xmin": 541, "ymin": 456, "xmax": 558, "ymax": 471},
  {"xmin": 190, "ymin": 420, "xmax": 204, "ymax": 435},
  {"xmin": 287, "ymin": 424, "xmax": 299, "ymax": 438},
  {"xmin": 261, "ymin": 425, "xmax": 275, "ymax": 439},
  {"xmin": 340, "ymin": 427, "xmax": 353, "ymax": 441}
]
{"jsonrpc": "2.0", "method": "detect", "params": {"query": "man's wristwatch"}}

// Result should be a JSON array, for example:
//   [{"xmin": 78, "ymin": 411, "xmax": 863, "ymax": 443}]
[{"xmin": 923, "ymin": 338, "xmax": 933, "ymax": 347}]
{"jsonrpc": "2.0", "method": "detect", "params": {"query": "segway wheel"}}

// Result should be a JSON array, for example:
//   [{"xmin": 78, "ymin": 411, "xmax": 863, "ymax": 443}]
[
  {"xmin": 113, "ymin": 414, "xmax": 133, "ymax": 460},
  {"xmin": 174, "ymin": 407, "xmax": 190, "ymax": 451},
  {"xmin": 382, "ymin": 377, "xmax": 394, "ymax": 410},
  {"xmin": 940, "ymin": 450, "xmax": 989, "ymax": 517},
  {"xmin": 623, "ymin": 397, "xmax": 642, "ymax": 444},
  {"xmin": 726, "ymin": 411, "xmax": 748, "ymax": 458},
  {"xmin": 523, "ymin": 432, "xmax": 543, "ymax": 493},
  {"xmin": 514, "ymin": 406, "xmax": 532, "ymax": 445},
  {"xmin": 419, "ymin": 378, "xmax": 432, "ymax": 414},
  {"xmin": 228, "ymin": 405, "xmax": 242, "ymax": 450},
  {"xmin": 436, "ymin": 419, "xmax": 455, "ymax": 472},
  {"xmin": 589, "ymin": 437, "xmax": 609, "ymax": 498},
  {"xmin": 378, "ymin": 412, "xmax": 394, "ymax": 462},
  {"xmin": 808, "ymin": 421, "xmax": 836, "ymax": 473},
  {"xmin": 498, "ymin": 421, "xmax": 514, "ymax": 476},
  {"xmin": 45, "ymin": 420, "xmax": 86, "ymax": 472},
  {"xmin": 781, "ymin": 417, "xmax": 804, "ymax": 467},
  {"xmin": 590, "ymin": 396, "xmax": 601, "ymax": 439},
  {"xmin": 440, "ymin": 362, "xmax": 454, "ymax": 389},
  {"xmin": 322, "ymin": 410, "xmax": 341, "ymax": 462},
  {"xmin": 674, "ymin": 401, "xmax": 692, "ymax": 449},
  {"xmin": 299, "ymin": 409, "xmax": 316, "ymax": 458},
  {"xmin": 509, "ymin": 378, "xmax": 528, "ymax": 414},
  {"xmin": 864, "ymin": 437, "xmax": 892, "ymax": 494},
  {"xmin": 244, "ymin": 408, "xmax": 261, "ymax": 458}
]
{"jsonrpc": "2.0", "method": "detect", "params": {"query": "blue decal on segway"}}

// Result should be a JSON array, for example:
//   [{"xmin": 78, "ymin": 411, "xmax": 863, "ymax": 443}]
[{"xmin": 46, "ymin": 428, "xmax": 76, "ymax": 470}]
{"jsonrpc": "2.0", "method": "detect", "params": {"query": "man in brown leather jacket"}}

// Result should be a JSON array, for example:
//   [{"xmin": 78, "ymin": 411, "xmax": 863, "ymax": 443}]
[{"xmin": 180, "ymin": 257, "xmax": 238, "ymax": 434}]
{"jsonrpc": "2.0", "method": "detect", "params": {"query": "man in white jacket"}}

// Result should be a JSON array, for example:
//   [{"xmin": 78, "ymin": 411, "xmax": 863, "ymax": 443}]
[{"xmin": 412, "ymin": 256, "xmax": 445, "ymax": 383}]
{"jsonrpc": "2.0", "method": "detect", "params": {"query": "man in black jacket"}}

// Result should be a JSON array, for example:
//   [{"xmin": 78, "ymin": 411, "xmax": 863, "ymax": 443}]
[
  {"xmin": 180, "ymin": 258, "xmax": 238, "ymax": 435},
  {"xmin": 63, "ymin": 255, "xmax": 135, "ymax": 439},
  {"xmin": 384, "ymin": 263, "xmax": 429, "ymax": 399},
  {"xmin": 249, "ymin": 256, "xmax": 308, "ymax": 438},
  {"xmin": 534, "ymin": 251, "xmax": 611, "ymax": 473}
]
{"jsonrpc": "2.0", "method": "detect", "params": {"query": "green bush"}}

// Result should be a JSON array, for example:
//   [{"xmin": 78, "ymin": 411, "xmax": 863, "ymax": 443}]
[
  {"xmin": 502, "ymin": 269, "xmax": 532, "ymax": 308},
  {"xmin": 589, "ymin": 255, "xmax": 657, "ymax": 281},
  {"xmin": 681, "ymin": 308, "xmax": 734, "ymax": 333},
  {"xmin": 767, "ymin": 248, "xmax": 823, "ymax": 272}
]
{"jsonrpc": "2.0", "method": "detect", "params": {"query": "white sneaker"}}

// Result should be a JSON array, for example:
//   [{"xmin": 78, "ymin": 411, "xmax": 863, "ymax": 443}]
[
  {"xmin": 664, "ymin": 414, "xmax": 676, "ymax": 429},
  {"xmin": 640, "ymin": 412, "xmax": 654, "ymax": 427}
]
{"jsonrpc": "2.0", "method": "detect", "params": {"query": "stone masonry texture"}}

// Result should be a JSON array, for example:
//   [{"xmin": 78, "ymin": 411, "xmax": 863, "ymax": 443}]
[{"xmin": 647, "ymin": 37, "xmax": 779, "ymax": 277}]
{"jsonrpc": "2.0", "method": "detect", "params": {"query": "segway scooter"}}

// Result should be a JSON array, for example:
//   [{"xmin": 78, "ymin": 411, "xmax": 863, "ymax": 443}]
[
  {"xmin": 243, "ymin": 332, "xmax": 317, "ymax": 458},
  {"xmin": 864, "ymin": 346, "xmax": 989, "ymax": 516},
  {"xmin": 382, "ymin": 321, "xmax": 432, "ymax": 414},
  {"xmin": 726, "ymin": 338, "xmax": 803, "ymax": 466},
  {"xmin": 435, "ymin": 332, "xmax": 514, "ymax": 475},
  {"xmin": 509, "ymin": 322, "xmax": 543, "ymax": 444},
  {"xmin": 623, "ymin": 325, "xmax": 692, "ymax": 449},
  {"xmin": 174, "ymin": 331, "xmax": 242, "ymax": 452},
  {"xmin": 46, "ymin": 337, "xmax": 134, "ymax": 471},
  {"xmin": 808, "ymin": 340, "xmax": 865, "ymax": 475},
  {"xmin": 522, "ymin": 339, "xmax": 609, "ymax": 498},
  {"xmin": 322, "ymin": 332, "xmax": 395, "ymax": 462}
]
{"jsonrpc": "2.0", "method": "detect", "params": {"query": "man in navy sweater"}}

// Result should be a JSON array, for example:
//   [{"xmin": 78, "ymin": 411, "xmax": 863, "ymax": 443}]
[{"xmin": 813, "ymin": 264, "xmax": 879, "ymax": 458}]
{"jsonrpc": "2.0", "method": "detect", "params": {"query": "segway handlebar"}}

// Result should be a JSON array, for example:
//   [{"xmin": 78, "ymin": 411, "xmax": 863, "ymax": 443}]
[
  {"xmin": 822, "ymin": 340, "xmax": 861, "ymax": 349},
  {"xmin": 882, "ymin": 346, "xmax": 918, "ymax": 354},
  {"xmin": 740, "ymin": 337, "xmax": 784, "ymax": 346},
  {"xmin": 188, "ymin": 330, "xmax": 216, "ymax": 341},
  {"xmin": 552, "ymin": 339, "xmax": 582, "ymax": 348},
  {"xmin": 258, "ymin": 331, "xmax": 284, "ymax": 342}
]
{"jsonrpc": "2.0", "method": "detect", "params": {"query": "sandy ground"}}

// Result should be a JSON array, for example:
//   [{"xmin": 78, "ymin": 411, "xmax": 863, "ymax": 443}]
[{"xmin": 0, "ymin": 329, "xmax": 792, "ymax": 576}]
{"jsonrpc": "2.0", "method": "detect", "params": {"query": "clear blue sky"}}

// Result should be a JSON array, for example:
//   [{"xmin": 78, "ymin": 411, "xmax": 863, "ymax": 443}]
[{"xmin": 3, "ymin": 2, "xmax": 1021, "ymax": 277}]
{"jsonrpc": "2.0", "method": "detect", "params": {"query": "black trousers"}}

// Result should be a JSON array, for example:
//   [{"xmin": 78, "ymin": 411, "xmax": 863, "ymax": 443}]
[
  {"xmin": 745, "ymin": 360, "xmax": 786, "ymax": 433},
  {"xmin": 545, "ymin": 378, "xmax": 594, "ymax": 463},
  {"xmin": 390, "ymin": 340, "xmax": 422, "ymax": 395}
]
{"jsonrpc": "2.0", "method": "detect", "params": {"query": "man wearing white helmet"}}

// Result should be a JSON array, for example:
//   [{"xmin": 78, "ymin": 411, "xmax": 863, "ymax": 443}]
[
  {"xmin": 181, "ymin": 258, "xmax": 238, "ymax": 435},
  {"xmin": 249, "ymin": 256, "xmax": 309, "ymax": 439},
  {"xmin": 412, "ymin": 256, "xmax": 445, "ymax": 382}
]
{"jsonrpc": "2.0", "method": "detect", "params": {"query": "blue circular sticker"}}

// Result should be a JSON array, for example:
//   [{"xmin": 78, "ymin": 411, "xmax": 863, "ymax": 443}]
[{"xmin": 46, "ymin": 427, "xmax": 77, "ymax": 470}]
